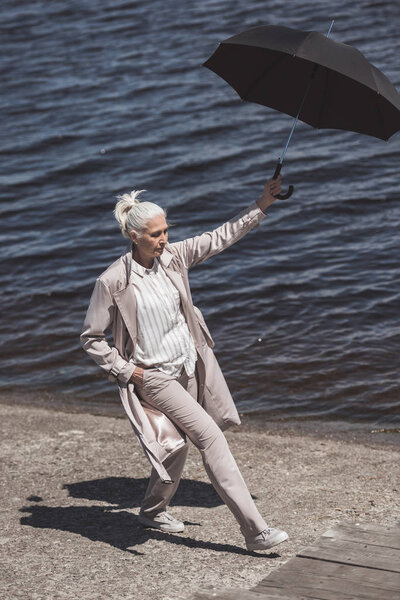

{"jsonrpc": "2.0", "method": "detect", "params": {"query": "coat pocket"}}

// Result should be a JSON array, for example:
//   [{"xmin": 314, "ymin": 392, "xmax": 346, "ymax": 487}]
[{"xmin": 193, "ymin": 305, "xmax": 215, "ymax": 348}]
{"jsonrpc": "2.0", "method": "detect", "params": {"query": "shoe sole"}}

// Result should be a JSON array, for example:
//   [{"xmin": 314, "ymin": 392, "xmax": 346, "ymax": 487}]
[
  {"xmin": 246, "ymin": 531, "xmax": 289, "ymax": 551},
  {"xmin": 138, "ymin": 516, "xmax": 184, "ymax": 533}
]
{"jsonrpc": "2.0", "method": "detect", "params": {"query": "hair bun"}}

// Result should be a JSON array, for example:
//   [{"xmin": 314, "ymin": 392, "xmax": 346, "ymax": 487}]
[
  {"xmin": 113, "ymin": 189, "xmax": 165, "ymax": 240},
  {"xmin": 116, "ymin": 189, "xmax": 146, "ymax": 209},
  {"xmin": 114, "ymin": 189, "xmax": 146, "ymax": 237}
]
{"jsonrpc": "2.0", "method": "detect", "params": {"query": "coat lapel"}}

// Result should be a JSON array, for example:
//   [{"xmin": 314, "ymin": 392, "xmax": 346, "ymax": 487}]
[
  {"xmin": 112, "ymin": 250, "xmax": 137, "ymax": 344},
  {"xmin": 113, "ymin": 285, "xmax": 137, "ymax": 344},
  {"xmin": 163, "ymin": 267, "xmax": 187, "ymax": 301},
  {"xmin": 160, "ymin": 249, "xmax": 191, "ymax": 319}
]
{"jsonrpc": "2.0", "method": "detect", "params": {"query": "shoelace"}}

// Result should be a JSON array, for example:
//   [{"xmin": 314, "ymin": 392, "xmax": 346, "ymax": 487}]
[
  {"xmin": 159, "ymin": 512, "xmax": 174, "ymax": 521},
  {"xmin": 260, "ymin": 528, "xmax": 272, "ymax": 540}
]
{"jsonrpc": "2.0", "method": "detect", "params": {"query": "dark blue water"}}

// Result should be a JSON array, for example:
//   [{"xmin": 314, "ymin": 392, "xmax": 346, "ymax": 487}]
[{"xmin": 1, "ymin": 0, "xmax": 400, "ymax": 429}]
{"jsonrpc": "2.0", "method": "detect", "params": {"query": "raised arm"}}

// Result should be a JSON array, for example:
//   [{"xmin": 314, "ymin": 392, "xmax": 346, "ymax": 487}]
[{"xmin": 170, "ymin": 176, "xmax": 282, "ymax": 269}]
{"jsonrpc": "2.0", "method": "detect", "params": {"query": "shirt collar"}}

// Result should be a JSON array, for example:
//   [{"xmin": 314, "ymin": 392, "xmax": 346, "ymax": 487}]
[{"xmin": 131, "ymin": 257, "xmax": 159, "ymax": 278}]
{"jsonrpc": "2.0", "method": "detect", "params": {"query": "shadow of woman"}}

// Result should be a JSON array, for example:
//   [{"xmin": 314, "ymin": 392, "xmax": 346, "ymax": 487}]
[
  {"xmin": 19, "ymin": 504, "xmax": 278, "ymax": 557},
  {"xmin": 62, "ymin": 476, "xmax": 224, "ymax": 509},
  {"xmin": 19, "ymin": 477, "xmax": 278, "ymax": 557}
]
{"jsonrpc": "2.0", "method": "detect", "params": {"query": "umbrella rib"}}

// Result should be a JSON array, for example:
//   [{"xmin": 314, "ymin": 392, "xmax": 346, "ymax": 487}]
[
  {"xmin": 365, "ymin": 63, "xmax": 388, "ymax": 139},
  {"xmin": 241, "ymin": 52, "xmax": 290, "ymax": 101}
]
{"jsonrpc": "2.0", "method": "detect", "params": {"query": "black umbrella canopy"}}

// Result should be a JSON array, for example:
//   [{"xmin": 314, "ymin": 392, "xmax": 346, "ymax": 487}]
[{"xmin": 203, "ymin": 24, "xmax": 400, "ymax": 141}]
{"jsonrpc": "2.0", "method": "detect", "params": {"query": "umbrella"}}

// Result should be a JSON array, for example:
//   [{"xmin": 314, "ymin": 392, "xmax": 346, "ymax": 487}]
[{"xmin": 203, "ymin": 22, "xmax": 400, "ymax": 199}]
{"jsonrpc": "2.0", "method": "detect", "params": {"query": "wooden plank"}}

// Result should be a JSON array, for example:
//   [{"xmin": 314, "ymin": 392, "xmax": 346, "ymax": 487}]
[
  {"xmin": 192, "ymin": 523, "xmax": 400, "ymax": 600},
  {"xmin": 247, "ymin": 593, "xmax": 312, "ymax": 600},
  {"xmin": 247, "ymin": 593, "xmax": 314, "ymax": 600},
  {"xmin": 255, "ymin": 556, "xmax": 400, "ymax": 600},
  {"xmin": 297, "ymin": 537, "xmax": 400, "ymax": 573},
  {"xmin": 256, "ymin": 556, "xmax": 400, "ymax": 591},
  {"xmin": 322, "ymin": 522, "xmax": 400, "ymax": 550},
  {"xmin": 254, "ymin": 583, "xmax": 389, "ymax": 600},
  {"xmin": 192, "ymin": 588, "xmax": 306, "ymax": 600}
]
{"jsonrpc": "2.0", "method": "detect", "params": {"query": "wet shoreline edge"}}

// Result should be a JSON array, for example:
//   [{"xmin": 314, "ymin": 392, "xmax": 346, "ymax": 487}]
[{"xmin": 2, "ymin": 390, "xmax": 399, "ymax": 449}]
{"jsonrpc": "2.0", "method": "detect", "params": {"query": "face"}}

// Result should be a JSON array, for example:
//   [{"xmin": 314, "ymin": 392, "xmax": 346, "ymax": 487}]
[{"xmin": 130, "ymin": 214, "xmax": 168, "ymax": 266}]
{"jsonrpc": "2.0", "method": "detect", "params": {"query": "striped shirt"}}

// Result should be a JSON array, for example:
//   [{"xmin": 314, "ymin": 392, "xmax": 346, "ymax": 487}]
[{"xmin": 130, "ymin": 257, "xmax": 197, "ymax": 377}]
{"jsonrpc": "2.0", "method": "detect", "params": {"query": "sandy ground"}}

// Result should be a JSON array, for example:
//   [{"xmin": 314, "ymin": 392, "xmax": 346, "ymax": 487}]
[{"xmin": 0, "ymin": 403, "xmax": 399, "ymax": 600}]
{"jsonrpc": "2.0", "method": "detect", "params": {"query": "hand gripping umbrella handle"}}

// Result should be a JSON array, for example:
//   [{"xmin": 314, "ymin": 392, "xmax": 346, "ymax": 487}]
[{"xmin": 273, "ymin": 161, "xmax": 294, "ymax": 200}]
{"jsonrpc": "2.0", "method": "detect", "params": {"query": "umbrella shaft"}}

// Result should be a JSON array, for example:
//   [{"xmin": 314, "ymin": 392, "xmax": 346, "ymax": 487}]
[
  {"xmin": 279, "ymin": 66, "xmax": 317, "ymax": 163},
  {"xmin": 279, "ymin": 19, "xmax": 335, "ymax": 165}
]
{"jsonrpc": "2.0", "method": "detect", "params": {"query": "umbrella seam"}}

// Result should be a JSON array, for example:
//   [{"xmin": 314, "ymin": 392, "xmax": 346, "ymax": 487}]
[
  {"xmin": 367, "ymin": 59, "xmax": 387, "ymax": 140},
  {"xmin": 369, "ymin": 63, "xmax": 381, "ymax": 95}
]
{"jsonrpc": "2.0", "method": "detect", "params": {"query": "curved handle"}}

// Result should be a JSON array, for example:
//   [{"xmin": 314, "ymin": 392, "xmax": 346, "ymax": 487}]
[{"xmin": 273, "ymin": 161, "xmax": 294, "ymax": 200}]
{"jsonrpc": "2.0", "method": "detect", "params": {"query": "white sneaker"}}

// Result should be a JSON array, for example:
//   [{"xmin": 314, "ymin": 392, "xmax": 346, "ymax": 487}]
[
  {"xmin": 138, "ymin": 510, "xmax": 184, "ymax": 533},
  {"xmin": 246, "ymin": 527, "xmax": 289, "ymax": 551}
]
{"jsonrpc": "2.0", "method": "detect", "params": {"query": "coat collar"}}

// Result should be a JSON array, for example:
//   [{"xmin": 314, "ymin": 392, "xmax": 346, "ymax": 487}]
[
  {"xmin": 131, "ymin": 256, "xmax": 159, "ymax": 278},
  {"xmin": 122, "ymin": 243, "xmax": 174, "ymax": 286}
]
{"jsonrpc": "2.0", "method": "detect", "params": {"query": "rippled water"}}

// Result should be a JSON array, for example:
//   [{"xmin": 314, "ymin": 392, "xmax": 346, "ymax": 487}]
[{"xmin": 1, "ymin": 0, "xmax": 399, "ymax": 428}]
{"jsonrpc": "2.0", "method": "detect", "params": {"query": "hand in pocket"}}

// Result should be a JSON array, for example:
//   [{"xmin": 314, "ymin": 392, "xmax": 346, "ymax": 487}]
[{"xmin": 130, "ymin": 366, "xmax": 144, "ymax": 386}]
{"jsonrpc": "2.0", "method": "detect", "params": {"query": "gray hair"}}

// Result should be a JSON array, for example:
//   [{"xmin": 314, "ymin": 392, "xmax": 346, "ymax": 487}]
[{"xmin": 113, "ymin": 190, "xmax": 166, "ymax": 239}]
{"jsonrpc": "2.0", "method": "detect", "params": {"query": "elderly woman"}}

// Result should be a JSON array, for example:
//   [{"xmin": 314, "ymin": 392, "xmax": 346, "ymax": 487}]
[{"xmin": 80, "ymin": 176, "xmax": 288, "ymax": 552}]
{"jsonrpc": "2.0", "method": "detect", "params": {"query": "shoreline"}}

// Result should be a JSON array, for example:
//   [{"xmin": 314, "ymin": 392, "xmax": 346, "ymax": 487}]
[
  {"xmin": 1, "ymin": 390, "xmax": 399, "ymax": 449},
  {"xmin": 1, "ymin": 401, "xmax": 399, "ymax": 600}
]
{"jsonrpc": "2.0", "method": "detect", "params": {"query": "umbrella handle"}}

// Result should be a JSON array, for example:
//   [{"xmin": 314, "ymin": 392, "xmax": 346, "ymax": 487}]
[{"xmin": 272, "ymin": 161, "xmax": 294, "ymax": 200}]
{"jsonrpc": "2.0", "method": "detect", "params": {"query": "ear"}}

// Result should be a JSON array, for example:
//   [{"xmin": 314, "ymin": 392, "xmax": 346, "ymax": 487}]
[{"xmin": 129, "ymin": 230, "xmax": 138, "ymax": 244}]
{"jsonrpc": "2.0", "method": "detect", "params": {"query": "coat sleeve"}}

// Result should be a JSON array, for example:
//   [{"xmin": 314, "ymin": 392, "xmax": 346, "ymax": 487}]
[
  {"xmin": 80, "ymin": 277, "xmax": 135, "ymax": 384},
  {"xmin": 169, "ymin": 201, "xmax": 266, "ymax": 269}
]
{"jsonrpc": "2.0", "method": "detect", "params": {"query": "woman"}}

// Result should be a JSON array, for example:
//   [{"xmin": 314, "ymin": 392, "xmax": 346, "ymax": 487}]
[{"xmin": 80, "ymin": 175, "xmax": 288, "ymax": 552}]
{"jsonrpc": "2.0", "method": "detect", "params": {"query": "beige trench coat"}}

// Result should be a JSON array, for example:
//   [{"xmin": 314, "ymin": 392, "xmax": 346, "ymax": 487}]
[{"xmin": 80, "ymin": 201, "xmax": 266, "ymax": 482}]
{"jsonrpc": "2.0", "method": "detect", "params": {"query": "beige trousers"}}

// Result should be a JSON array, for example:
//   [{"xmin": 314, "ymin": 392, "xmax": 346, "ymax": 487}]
[{"xmin": 137, "ymin": 366, "xmax": 267, "ymax": 538}]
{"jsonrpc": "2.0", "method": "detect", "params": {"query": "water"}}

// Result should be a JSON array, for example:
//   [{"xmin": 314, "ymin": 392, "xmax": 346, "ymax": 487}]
[{"xmin": 1, "ymin": 0, "xmax": 399, "ymax": 429}]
